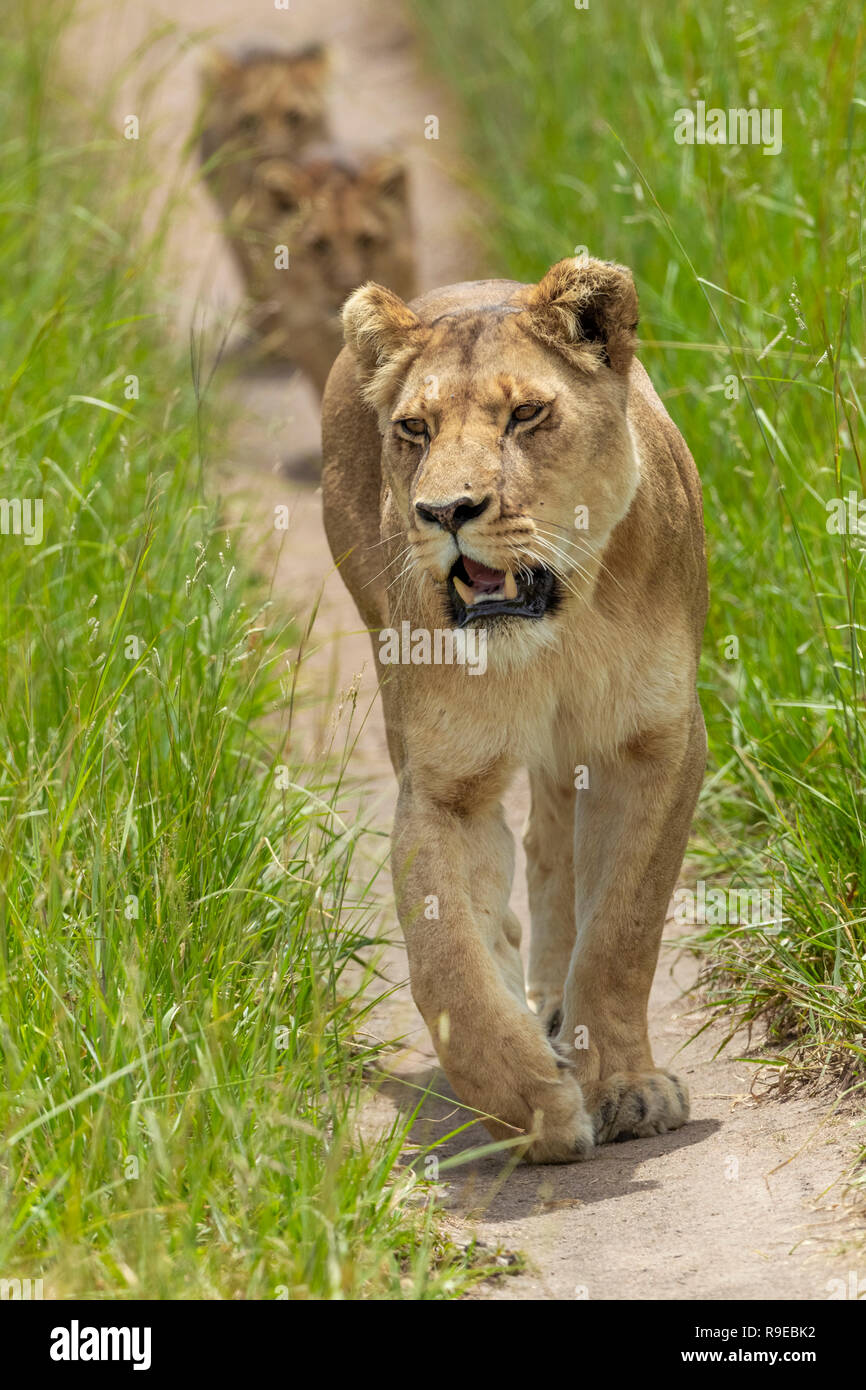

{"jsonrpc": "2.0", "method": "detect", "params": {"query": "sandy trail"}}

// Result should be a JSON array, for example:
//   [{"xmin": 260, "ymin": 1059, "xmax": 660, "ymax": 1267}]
[{"xmin": 65, "ymin": 0, "xmax": 864, "ymax": 1300}]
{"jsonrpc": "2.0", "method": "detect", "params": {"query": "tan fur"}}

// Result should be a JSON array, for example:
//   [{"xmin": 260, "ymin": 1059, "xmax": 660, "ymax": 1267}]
[
  {"xmin": 233, "ymin": 146, "xmax": 416, "ymax": 395},
  {"xmin": 322, "ymin": 258, "xmax": 708, "ymax": 1162}
]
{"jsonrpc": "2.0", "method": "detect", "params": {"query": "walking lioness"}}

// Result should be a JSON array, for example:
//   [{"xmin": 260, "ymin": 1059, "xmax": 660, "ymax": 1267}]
[{"xmin": 322, "ymin": 257, "xmax": 707, "ymax": 1162}]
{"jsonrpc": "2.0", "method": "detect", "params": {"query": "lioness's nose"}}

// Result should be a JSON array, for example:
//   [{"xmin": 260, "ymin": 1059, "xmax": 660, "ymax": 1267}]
[{"xmin": 415, "ymin": 496, "xmax": 490, "ymax": 533}]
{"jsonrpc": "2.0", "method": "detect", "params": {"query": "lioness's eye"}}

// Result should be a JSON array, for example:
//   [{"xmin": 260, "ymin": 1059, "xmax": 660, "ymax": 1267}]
[
  {"xmin": 396, "ymin": 418, "xmax": 428, "ymax": 439},
  {"xmin": 511, "ymin": 402, "xmax": 544, "ymax": 423}
]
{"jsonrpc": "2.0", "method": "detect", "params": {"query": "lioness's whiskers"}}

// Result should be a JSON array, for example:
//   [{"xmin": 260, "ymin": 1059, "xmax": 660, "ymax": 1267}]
[
  {"xmin": 532, "ymin": 524, "xmax": 627, "ymax": 594},
  {"xmin": 526, "ymin": 534, "xmax": 593, "ymax": 586},
  {"xmin": 361, "ymin": 544, "xmax": 415, "ymax": 591},
  {"xmin": 388, "ymin": 554, "xmax": 421, "ymax": 615},
  {"xmin": 363, "ymin": 530, "xmax": 406, "ymax": 553},
  {"xmin": 527, "ymin": 514, "xmax": 582, "ymax": 536},
  {"xmin": 531, "ymin": 525, "xmax": 601, "ymax": 568},
  {"xmin": 523, "ymin": 544, "xmax": 587, "ymax": 604},
  {"xmin": 386, "ymin": 554, "xmax": 413, "ymax": 594},
  {"xmin": 524, "ymin": 536, "xmax": 595, "ymax": 597},
  {"xmin": 532, "ymin": 536, "xmax": 597, "ymax": 585}
]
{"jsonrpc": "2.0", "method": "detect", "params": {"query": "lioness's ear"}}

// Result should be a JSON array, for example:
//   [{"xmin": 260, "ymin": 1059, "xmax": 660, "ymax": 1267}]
[
  {"xmin": 342, "ymin": 283, "xmax": 426, "ymax": 406},
  {"xmin": 522, "ymin": 257, "xmax": 639, "ymax": 375}
]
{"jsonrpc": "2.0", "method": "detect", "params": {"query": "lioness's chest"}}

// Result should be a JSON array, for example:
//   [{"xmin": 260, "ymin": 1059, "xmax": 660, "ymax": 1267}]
[{"xmin": 405, "ymin": 613, "xmax": 682, "ymax": 773}]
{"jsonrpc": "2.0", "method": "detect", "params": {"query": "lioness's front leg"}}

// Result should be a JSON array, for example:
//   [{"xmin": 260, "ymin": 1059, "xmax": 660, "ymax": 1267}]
[
  {"xmin": 393, "ymin": 770, "xmax": 594, "ymax": 1163},
  {"xmin": 558, "ymin": 702, "xmax": 707, "ymax": 1142},
  {"xmin": 525, "ymin": 767, "xmax": 576, "ymax": 1036}
]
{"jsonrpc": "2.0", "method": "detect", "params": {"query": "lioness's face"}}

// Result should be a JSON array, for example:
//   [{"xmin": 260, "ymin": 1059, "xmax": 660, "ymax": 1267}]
[
  {"xmin": 379, "ymin": 310, "xmax": 638, "ymax": 636},
  {"xmin": 342, "ymin": 260, "xmax": 641, "ymax": 646}
]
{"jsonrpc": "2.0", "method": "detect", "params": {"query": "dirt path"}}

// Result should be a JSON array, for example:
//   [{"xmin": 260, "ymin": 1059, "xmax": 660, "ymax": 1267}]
[{"xmin": 66, "ymin": 0, "xmax": 864, "ymax": 1301}]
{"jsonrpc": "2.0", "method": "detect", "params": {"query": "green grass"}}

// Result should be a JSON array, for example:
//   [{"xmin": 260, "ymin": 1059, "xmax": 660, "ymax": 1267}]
[
  {"xmin": 0, "ymin": 8, "xmax": 492, "ymax": 1299},
  {"xmin": 411, "ymin": 0, "xmax": 866, "ymax": 1081}
]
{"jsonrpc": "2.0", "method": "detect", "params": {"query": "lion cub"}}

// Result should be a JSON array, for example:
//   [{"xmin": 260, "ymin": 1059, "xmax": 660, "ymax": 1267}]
[
  {"xmin": 233, "ymin": 146, "xmax": 416, "ymax": 396},
  {"xmin": 198, "ymin": 43, "xmax": 330, "ymax": 211},
  {"xmin": 198, "ymin": 45, "xmax": 416, "ymax": 393}
]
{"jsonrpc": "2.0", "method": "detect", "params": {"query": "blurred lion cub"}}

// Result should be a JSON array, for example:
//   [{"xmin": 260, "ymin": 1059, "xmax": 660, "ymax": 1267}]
[
  {"xmin": 199, "ymin": 43, "xmax": 330, "ymax": 209},
  {"xmin": 234, "ymin": 146, "xmax": 416, "ymax": 396},
  {"xmin": 198, "ymin": 45, "xmax": 416, "ymax": 394}
]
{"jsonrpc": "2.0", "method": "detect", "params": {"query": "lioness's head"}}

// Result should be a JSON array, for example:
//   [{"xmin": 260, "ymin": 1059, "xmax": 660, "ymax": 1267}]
[{"xmin": 342, "ymin": 258, "xmax": 640, "ymax": 648}]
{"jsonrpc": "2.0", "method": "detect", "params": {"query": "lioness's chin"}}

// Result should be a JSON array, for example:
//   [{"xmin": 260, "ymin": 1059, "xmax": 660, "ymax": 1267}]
[{"xmin": 475, "ymin": 613, "xmax": 563, "ymax": 669}]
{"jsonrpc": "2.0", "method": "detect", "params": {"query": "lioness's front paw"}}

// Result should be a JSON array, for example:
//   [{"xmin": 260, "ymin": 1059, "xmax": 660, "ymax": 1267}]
[
  {"xmin": 521, "ymin": 1071, "xmax": 595, "ymax": 1164},
  {"xmin": 524, "ymin": 1104, "xmax": 595, "ymax": 1165},
  {"xmin": 586, "ymin": 1070, "xmax": 689, "ymax": 1145}
]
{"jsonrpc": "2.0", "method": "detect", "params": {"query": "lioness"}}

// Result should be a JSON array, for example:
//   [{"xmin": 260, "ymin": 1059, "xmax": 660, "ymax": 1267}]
[
  {"xmin": 322, "ymin": 257, "xmax": 707, "ymax": 1162},
  {"xmin": 234, "ymin": 147, "xmax": 415, "ymax": 395}
]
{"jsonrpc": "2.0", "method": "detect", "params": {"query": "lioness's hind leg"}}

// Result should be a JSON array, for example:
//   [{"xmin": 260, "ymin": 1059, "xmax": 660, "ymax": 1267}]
[
  {"xmin": 559, "ymin": 702, "xmax": 707, "ymax": 1083},
  {"xmin": 584, "ymin": 1070, "xmax": 690, "ymax": 1144}
]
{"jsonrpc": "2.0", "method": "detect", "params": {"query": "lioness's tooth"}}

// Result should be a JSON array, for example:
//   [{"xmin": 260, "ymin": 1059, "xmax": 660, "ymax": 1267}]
[
  {"xmin": 452, "ymin": 575, "xmax": 477, "ymax": 606},
  {"xmin": 504, "ymin": 568, "xmax": 518, "ymax": 599}
]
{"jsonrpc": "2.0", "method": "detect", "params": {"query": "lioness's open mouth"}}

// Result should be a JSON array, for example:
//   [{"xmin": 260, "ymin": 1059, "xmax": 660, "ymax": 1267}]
[{"xmin": 448, "ymin": 555, "xmax": 559, "ymax": 627}]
